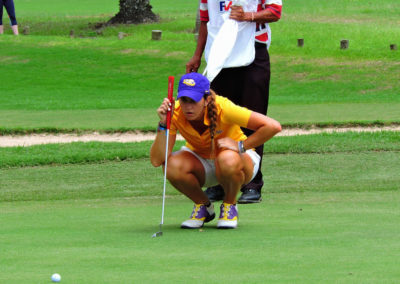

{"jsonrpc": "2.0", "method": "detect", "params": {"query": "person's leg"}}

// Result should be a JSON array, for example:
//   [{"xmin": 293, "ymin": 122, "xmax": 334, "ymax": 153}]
[
  {"xmin": 166, "ymin": 150, "xmax": 215, "ymax": 229},
  {"xmin": 166, "ymin": 150, "xmax": 209, "ymax": 204},
  {"xmin": 238, "ymin": 43, "xmax": 271, "ymax": 203},
  {"xmin": 11, "ymin": 24, "xmax": 18, "ymax": 35},
  {"xmin": 4, "ymin": 0, "xmax": 18, "ymax": 35},
  {"xmin": 216, "ymin": 150, "xmax": 254, "ymax": 202},
  {"xmin": 11, "ymin": 24, "xmax": 17, "ymax": 34},
  {"xmin": 215, "ymin": 150, "xmax": 254, "ymax": 228},
  {"xmin": 211, "ymin": 67, "xmax": 245, "ymax": 105},
  {"xmin": 217, "ymin": 153, "xmax": 243, "ymax": 204},
  {"xmin": 0, "ymin": 1, "xmax": 4, "ymax": 34}
]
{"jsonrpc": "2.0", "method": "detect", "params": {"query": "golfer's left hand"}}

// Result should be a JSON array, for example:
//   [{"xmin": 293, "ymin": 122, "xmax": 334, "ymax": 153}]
[
  {"xmin": 230, "ymin": 6, "xmax": 249, "ymax": 22},
  {"xmin": 157, "ymin": 98, "xmax": 174, "ymax": 125},
  {"xmin": 217, "ymin": 137, "xmax": 240, "ymax": 152}
]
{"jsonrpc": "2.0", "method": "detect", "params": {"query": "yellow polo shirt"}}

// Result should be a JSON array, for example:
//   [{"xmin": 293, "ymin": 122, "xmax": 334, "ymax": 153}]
[{"xmin": 170, "ymin": 95, "xmax": 252, "ymax": 159}]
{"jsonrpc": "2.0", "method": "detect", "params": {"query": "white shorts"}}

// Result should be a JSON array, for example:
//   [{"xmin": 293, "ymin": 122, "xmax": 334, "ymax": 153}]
[{"xmin": 178, "ymin": 146, "xmax": 261, "ymax": 188}]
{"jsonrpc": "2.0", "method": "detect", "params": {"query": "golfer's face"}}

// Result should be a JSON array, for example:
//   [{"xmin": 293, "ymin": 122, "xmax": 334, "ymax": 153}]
[{"xmin": 179, "ymin": 97, "xmax": 205, "ymax": 121}]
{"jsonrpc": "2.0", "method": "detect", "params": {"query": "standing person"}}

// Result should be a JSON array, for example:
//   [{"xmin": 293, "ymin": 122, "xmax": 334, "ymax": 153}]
[
  {"xmin": 0, "ymin": 0, "xmax": 19, "ymax": 35},
  {"xmin": 150, "ymin": 73, "xmax": 281, "ymax": 229},
  {"xmin": 186, "ymin": 0, "xmax": 282, "ymax": 203}
]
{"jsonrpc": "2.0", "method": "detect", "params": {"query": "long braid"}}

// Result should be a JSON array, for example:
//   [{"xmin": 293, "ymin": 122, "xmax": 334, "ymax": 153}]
[{"xmin": 207, "ymin": 90, "xmax": 218, "ymax": 158}]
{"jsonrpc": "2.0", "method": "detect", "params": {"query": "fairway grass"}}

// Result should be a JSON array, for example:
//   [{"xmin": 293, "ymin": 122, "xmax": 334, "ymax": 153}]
[
  {"xmin": 1, "ymin": 139, "xmax": 399, "ymax": 283},
  {"xmin": 1, "ymin": 192, "xmax": 400, "ymax": 283}
]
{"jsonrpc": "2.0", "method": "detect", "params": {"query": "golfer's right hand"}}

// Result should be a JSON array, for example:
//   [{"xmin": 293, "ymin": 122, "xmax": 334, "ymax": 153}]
[
  {"xmin": 186, "ymin": 56, "xmax": 201, "ymax": 73},
  {"xmin": 157, "ymin": 98, "xmax": 174, "ymax": 124}
]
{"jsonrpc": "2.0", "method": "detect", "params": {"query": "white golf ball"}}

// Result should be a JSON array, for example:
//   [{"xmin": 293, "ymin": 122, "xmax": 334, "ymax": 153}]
[{"xmin": 51, "ymin": 273, "xmax": 61, "ymax": 282}]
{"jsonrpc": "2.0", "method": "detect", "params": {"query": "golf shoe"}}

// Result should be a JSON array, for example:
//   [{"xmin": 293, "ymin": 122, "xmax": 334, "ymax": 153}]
[
  {"xmin": 217, "ymin": 203, "xmax": 238, "ymax": 229},
  {"xmin": 181, "ymin": 203, "xmax": 215, "ymax": 229}
]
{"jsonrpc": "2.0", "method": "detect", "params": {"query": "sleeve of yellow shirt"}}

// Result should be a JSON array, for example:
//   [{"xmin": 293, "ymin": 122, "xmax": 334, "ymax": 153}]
[{"xmin": 218, "ymin": 96, "xmax": 252, "ymax": 128}]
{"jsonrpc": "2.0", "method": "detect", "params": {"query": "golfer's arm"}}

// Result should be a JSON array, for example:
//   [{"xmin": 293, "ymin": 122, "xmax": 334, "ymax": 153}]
[
  {"xmin": 150, "ymin": 132, "xmax": 176, "ymax": 167},
  {"xmin": 242, "ymin": 112, "xmax": 281, "ymax": 151}
]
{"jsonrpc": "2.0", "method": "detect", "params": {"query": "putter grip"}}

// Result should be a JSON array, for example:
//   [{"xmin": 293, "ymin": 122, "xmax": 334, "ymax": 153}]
[{"xmin": 166, "ymin": 76, "xmax": 174, "ymax": 129}]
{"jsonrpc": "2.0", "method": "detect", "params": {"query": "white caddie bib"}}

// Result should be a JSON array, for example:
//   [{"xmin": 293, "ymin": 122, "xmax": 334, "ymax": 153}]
[{"xmin": 204, "ymin": 0, "xmax": 258, "ymax": 82}]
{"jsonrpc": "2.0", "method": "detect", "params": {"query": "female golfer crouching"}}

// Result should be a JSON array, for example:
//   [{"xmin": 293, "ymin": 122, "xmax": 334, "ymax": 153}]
[{"xmin": 150, "ymin": 73, "xmax": 281, "ymax": 229}]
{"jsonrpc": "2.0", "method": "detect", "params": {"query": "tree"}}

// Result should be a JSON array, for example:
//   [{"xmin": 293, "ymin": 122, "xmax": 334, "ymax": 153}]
[{"xmin": 109, "ymin": 0, "xmax": 158, "ymax": 25}]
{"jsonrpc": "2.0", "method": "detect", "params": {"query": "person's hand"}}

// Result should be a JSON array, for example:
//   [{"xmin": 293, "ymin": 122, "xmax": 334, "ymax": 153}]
[
  {"xmin": 186, "ymin": 55, "xmax": 201, "ymax": 73},
  {"xmin": 217, "ymin": 137, "xmax": 240, "ymax": 152},
  {"xmin": 229, "ymin": 6, "xmax": 249, "ymax": 22},
  {"xmin": 157, "ymin": 97, "xmax": 174, "ymax": 125}
]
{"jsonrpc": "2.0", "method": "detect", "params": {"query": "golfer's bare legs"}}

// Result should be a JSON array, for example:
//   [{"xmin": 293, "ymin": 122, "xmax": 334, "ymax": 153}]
[
  {"xmin": 166, "ymin": 151, "xmax": 209, "ymax": 204},
  {"xmin": 215, "ymin": 150, "xmax": 254, "ymax": 204}
]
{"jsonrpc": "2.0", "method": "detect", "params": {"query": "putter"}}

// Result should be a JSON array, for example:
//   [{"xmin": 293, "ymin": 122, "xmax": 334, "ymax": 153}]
[{"xmin": 152, "ymin": 76, "xmax": 174, "ymax": 238}]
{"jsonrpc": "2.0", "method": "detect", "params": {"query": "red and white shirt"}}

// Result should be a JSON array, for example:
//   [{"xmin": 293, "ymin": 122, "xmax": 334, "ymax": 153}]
[{"xmin": 200, "ymin": 0, "xmax": 282, "ymax": 47}]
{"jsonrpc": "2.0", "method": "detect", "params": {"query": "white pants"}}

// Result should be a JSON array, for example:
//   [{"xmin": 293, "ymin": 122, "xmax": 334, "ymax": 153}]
[{"xmin": 178, "ymin": 146, "xmax": 261, "ymax": 188}]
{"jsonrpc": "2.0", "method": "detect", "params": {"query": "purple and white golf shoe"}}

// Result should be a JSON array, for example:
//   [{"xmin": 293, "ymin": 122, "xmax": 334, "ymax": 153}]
[
  {"xmin": 217, "ymin": 203, "xmax": 238, "ymax": 229},
  {"xmin": 181, "ymin": 203, "xmax": 215, "ymax": 229}
]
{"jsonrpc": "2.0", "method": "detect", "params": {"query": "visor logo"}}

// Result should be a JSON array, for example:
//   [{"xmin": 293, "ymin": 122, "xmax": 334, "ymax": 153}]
[{"xmin": 183, "ymin": 79, "xmax": 196, "ymax": 86}]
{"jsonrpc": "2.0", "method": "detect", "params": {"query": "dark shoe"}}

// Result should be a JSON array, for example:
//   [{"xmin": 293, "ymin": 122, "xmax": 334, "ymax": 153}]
[
  {"xmin": 237, "ymin": 188, "xmax": 262, "ymax": 204},
  {"xmin": 204, "ymin": 185, "xmax": 224, "ymax": 202}
]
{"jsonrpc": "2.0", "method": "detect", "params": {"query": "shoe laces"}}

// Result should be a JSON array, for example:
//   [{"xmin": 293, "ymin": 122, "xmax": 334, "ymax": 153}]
[
  {"xmin": 223, "ymin": 204, "xmax": 230, "ymax": 217},
  {"xmin": 220, "ymin": 203, "xmax": 235, "ymax": 220},
  {"xmin": 190, "ymin": 204, "xmax": 203, "ymax": 219}
]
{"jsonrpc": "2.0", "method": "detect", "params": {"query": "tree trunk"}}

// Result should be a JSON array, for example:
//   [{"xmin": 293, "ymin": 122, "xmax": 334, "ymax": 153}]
[{"xmin": 109, "ymin": 0, "xmax": 158, "ymax": 25}]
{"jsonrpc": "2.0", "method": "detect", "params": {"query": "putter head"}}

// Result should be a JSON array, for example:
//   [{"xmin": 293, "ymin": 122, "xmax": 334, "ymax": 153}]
[
  {"xmin": 151, "ymin": 231, "xmax": 163, "ymax": 238},
  {"xmin": 151, "ymin": 224, "xmax": 163, "ymax": 238}
]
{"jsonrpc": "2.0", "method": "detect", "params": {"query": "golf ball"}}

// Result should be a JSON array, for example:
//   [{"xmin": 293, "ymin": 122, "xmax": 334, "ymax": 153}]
[{"xmin": 51, "ymin": 273, "xmax": 61, "ymax": 282}]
